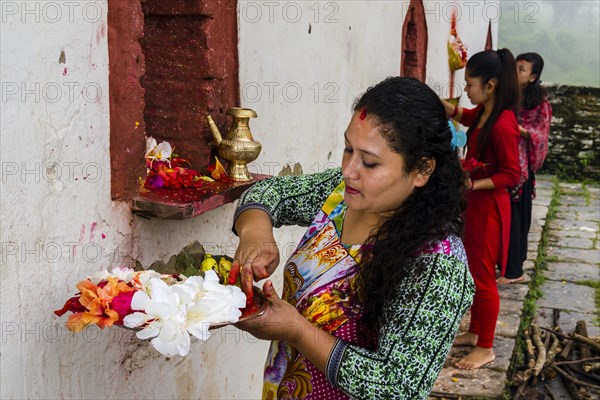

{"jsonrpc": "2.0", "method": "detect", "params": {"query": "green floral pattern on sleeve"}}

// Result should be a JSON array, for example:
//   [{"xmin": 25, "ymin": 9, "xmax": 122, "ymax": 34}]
[
  {"xmin": 235, "ymin": 168, "xmax": 343, "ymax": 228},
  {"xmin": 333, "ymin": 253, "xmax": 474, "ymax": 399}
]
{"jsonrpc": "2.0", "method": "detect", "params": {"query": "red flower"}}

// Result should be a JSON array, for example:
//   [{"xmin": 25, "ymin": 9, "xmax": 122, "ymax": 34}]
[
  {"xmin": 170, "ymin": 157, "xmax": 191, "ymax": 168},
  {"xmin": 111, "ymin": 290, "xmax": 135, "ymax": 323},
  {"xmin": 54, "ymin": 295, "xmax": 86, "ymax": 317},
  {"xmin": 144, "ymin": 147, "xmax": 206, "ymax": 190},
  {"xmin": 460, "ymin": 158, "xmax": 487, "ymax": 172}
]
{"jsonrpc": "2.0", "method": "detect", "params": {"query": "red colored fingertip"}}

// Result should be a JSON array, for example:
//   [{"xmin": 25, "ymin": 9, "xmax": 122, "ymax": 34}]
[{"xmin": 264, "ymin": 281, "xmax": 273, "ymax": 298}]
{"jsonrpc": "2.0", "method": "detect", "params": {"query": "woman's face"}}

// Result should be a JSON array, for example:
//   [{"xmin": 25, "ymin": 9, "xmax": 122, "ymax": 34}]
[
  {"xmin": 516, "ymin": 60, "xmax": 536, "ymax": 88},
  {"xmin": 341, "ymin": 112, "xmax": 428, "ymax": 219},
  {"xmin": 464, "ymin": 72, "xmax": 493, "ymax": 105}
]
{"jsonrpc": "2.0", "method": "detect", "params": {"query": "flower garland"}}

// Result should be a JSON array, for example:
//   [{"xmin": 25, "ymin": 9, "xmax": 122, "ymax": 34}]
[{"xmin": 54, "ymin": 266, "xmax": 247, "ymax": 357}]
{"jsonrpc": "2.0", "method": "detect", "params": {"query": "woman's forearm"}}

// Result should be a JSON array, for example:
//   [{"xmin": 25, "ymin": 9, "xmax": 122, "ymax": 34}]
[
  {"xmin": 287, "ymin": 316, "xmax": 337, "ymax": 375},
  {"xmin": 471, "ymin": 178, "xmax": 495, "ymax": 191},
  {"xmin": 234, "ymin": 208, "xmax": 273, "ymax": 237}
]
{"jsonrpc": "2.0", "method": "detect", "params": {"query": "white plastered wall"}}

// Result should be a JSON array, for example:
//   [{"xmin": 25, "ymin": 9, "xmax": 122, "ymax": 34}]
[{"xmin": 0, "ymin": 1, "xmax": 494, "ymax": 398}]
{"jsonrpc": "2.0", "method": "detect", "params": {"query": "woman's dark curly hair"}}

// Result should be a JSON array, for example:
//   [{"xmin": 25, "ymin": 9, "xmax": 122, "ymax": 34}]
[
  {"xmin": 352, "ymin": 77, "xmax": 466, "ymax": 331},
  {"xmin": 516, "ymin": 52, "xmax": 547, "ymax": 110}
]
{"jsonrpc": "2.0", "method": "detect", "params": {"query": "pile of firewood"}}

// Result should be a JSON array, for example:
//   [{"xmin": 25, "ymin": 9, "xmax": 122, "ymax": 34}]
[{"xmin": 512, "ymin": 316, "xmax": 600, "ymax": 399}]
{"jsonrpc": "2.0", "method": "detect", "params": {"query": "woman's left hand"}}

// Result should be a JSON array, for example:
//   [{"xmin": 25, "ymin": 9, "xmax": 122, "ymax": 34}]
[
  {"xmin": 235, "ymin": 280, "xmax": 304, "ymax": 343},
  {"xmin": 237, "ymin": 281, "xmax": 338, "ymax": 374}
]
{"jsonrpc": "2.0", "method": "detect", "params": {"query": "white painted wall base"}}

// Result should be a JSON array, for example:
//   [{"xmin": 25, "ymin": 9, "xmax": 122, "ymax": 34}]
[{"xmin": 1, "ymin": 1, "xmax": 495, "ymax": 398}]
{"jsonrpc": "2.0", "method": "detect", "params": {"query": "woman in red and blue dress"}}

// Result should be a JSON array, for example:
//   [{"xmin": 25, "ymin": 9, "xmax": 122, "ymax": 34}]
[{"xmin": 444, "ymin": 48, "xmax": 521, "ymax": 369}]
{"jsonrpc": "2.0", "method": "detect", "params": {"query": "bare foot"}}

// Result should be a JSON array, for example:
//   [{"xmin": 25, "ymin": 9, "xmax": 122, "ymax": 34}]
[
  {"xmin": 453, "ymin": 332, "xmax": 478, "ymax": 347},
  {"xmin": 455, "ymin": 347, "xmax": 495, "ymax": 369},
  {"xmin": 497, "ymin": 275, "xmax": 525, "ymax": 285}
]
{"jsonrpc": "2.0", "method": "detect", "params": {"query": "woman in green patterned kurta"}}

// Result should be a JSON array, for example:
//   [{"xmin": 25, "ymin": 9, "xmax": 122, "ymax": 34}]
[{"xmin": 234, "ymin": 77, "xmax": 475, "ymax": 399}]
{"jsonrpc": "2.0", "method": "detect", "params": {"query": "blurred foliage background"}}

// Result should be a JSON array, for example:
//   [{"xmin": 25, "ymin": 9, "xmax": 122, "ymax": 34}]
[{"xmin": 499, "ymin": 1, "xmax": 599, "ymax": 87}]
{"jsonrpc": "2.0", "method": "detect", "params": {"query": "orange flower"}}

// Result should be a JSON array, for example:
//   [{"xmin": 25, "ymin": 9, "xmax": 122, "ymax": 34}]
[
  {"xmin": 65, "ymin": 277, "xmax": 134, "ymax": 332},
  {"xmin": 209, "ymin": 157, "xmax": 232, "ymax": 182}
]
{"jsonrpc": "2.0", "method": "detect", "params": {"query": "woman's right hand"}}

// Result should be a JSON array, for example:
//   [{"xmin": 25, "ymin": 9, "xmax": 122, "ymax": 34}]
[
  {"xmin": 442, "ymin": 99, "xmax": 461, "ymax": 120},
  {"xmin": 234, "ymin": 209, "xmax": 280, "ymax": 294},
  {"xmin": 465, "ymin": 176, "xmax": 473, "ymax": 191}
]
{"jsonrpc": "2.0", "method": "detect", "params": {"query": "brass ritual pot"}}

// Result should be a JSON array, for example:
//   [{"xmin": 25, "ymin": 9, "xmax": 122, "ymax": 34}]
[{"xmin": 205, "ymin": 108, "xmax": 262, "ymax": 181}]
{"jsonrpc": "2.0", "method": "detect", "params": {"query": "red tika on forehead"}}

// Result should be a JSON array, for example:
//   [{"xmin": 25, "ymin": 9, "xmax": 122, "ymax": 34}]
[{"xmin": 359, "ymin": 108, "xmax": 367, "ymax": 120}]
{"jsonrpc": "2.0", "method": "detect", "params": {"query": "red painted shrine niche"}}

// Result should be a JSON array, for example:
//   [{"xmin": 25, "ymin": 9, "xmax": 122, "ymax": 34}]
[
  {"xmin": 400, "ymin": 0, "xmax": 428, "ymax": 82},
  {"xmin": 107, "ymin": 0, "xmax": 240, "ymax": 203}
]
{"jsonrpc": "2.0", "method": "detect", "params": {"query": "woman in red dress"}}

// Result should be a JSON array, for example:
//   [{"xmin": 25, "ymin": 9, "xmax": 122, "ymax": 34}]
[
  {"xmin": 443, "ymin": 48, "xmax": 521, "ymax": 369},
  {"xmin": 498, "ymin": 52, "xmax": 552, "ymax": 285}
]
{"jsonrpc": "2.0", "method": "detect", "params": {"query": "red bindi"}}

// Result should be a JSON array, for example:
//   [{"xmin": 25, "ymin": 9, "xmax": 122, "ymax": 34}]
[{"xmin": 359, "ymin": 108, "xmax": 367, "ymax": 120}]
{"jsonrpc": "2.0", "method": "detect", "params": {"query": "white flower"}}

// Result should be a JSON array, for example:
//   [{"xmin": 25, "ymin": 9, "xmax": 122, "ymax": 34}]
[
  {"xmin": 124, "ymin": 278, "xmax": 191, "ymax": 357},
  {"xmin": 145, "ymin": 137, "xmax": 158, "ymax": 158},
  {"xmin": 154, "ymin": 142, "xmax": 172, "ymax": 161},
  {"xmin": 89, "ymin": 267, "xmax": 134, "ymax": 284},
  {"xmin": 145, "ymin": 137, "xmax": 172, "ymax": 162},
  {"xmin": 186, "ymin": 271, "xmax": 246, "ymax": 341},
  {"xmin": 150, "ymin": 318, "xmax": 190, "ymax": 357},
  {"xmin": 122, "ymin": 270, "xmax": 247, "ymax": 357},
  {"xmin": 130, "ymin": 270, "xmax": 162, "ymax": 293}
]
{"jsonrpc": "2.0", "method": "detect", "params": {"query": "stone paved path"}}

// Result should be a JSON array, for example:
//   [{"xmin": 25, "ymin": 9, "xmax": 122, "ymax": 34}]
[
  {"xmin": 535, "ymin": 182, "xmax": 599, "ymax": 341},
  {"xmin": 430, "ymin": 177, "xmax": 600, "ymax": 399}
]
